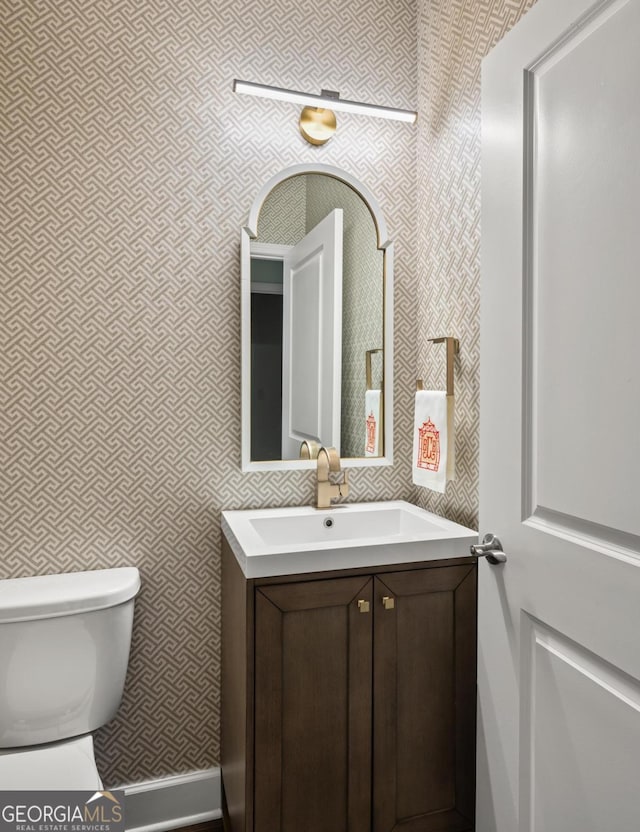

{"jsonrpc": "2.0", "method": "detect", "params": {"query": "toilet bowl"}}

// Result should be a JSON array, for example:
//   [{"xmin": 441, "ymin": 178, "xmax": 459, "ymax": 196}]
[{"xmin": 0, "ymin": 567, "xmax": 140, "ymax": 789}]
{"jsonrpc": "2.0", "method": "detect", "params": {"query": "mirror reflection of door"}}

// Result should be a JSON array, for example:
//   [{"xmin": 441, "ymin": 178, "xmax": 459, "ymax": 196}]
[
  {"xmin": 281, "ymin": 209, "xmax": 343, "ymax": 459},
  {"xmin": 250, "ymin": 209, "xmax": 343, "ymax": 461},
  {"xmin": 248, "ymin": 173, "xmax": 384, "ymax": 463}
]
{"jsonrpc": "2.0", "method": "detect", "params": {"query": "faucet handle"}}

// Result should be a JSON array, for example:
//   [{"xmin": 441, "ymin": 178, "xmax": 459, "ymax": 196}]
[{"xmin": 338, "ymin": 470, "xmax": 349, "ymax": 498}]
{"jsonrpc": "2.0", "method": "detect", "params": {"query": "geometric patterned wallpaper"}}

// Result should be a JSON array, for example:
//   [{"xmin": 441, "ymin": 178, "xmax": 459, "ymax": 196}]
[
  {"xmin": 256, "ymin": 175, "xmax": 307, "ymax": 246},
  {"xmin": 415, "ymin": 0, "xmax": 538, "ymax": 529},
  {"xmin": 0, "ymin": 0, "xmax": 417, "ymax": 786}
]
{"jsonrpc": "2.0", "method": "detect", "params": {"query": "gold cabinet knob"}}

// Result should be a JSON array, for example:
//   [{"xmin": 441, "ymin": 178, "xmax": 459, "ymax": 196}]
[
  {"xmin": 382, "ymin": 596, "xmax": 395, "ymax": 610},
  {"xmin": 357, "ymin": 599, "xmax": 370, "ymax": 613}
]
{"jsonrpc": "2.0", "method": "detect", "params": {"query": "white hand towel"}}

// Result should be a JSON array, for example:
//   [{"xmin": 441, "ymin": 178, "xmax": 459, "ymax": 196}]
[
  {"xmin": 365, "ymin": 389, "xmax": 382, "ymax": 456},
  {"xmin": 446, "ymin": 394, "xmax": 455, "ymax": 482},
  {"xmin": 412, "ymin": 391, "xmax": 455, "ymax": 493}
]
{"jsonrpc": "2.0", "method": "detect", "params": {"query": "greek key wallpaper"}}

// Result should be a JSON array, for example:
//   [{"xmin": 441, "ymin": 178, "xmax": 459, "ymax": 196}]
[
  {"xmin": 255, "ymin": 175, "xmax": 307, "ymax": 246},
  {"xmin": 1, "ymin": 0, "xmax": 417, "ymax": 785},
  {"xmin": 415, "ymin": 0, "xmax": 538, "ymax": 529}
]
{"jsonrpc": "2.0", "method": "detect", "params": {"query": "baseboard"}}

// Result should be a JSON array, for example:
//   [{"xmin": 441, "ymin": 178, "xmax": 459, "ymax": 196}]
[{"xmin": 122, "ymin": 767, "xmax": 221, "ymax": 832}]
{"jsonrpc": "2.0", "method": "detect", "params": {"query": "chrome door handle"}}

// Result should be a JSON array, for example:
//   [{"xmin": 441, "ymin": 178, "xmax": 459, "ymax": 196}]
[{"xmin": 470, "ymin": 533, "xmax": 507, "ymax": 564}]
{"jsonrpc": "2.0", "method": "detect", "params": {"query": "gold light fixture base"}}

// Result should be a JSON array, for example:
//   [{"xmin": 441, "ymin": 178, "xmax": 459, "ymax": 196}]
[{"xmin": 299, "ymin": 106, "xmax": 337, "ymax": 146}]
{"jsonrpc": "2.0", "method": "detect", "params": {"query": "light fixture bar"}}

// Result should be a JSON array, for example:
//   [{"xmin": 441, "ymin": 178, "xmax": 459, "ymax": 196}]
[{"xmin": 233, "ymin": 79, "xmax": 417, "ymax": 124}]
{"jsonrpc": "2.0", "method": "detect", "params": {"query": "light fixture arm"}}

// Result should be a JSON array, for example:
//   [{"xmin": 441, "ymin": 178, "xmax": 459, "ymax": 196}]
[{"xmin": 233, "ymin": 79, "xmax": 417, "ymax": 123}]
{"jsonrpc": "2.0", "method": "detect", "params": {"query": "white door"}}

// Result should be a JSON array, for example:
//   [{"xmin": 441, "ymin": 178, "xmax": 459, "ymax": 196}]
[
  {"xmin": 479, "ymin": 0, "xmax": 640, "ymax": 830},
  {"xmin": 281, "ymin": 209, "xmax": 343, "ymax": 458}
]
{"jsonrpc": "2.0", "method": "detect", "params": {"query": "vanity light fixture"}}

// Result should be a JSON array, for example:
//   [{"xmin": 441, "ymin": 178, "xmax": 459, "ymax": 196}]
[{"xmin": 233, "ymin": 79, "xmax": 417, "ymax": 146}]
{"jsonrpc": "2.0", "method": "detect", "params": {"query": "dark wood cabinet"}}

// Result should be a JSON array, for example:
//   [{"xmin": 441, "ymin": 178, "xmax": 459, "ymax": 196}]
[
  {"xmin": 254, "ymin": 576, "xmax": 373, "ymax": 832},
  {"xmin": 373, "ymin": 568, "xmax": 476, "ymax": 831},
  {"xmin": 221, "ymin": 539, "xmax": 477, "ymax": 832}
]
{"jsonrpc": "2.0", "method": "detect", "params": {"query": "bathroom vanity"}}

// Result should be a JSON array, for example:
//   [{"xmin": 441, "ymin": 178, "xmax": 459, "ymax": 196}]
[{"xmin": 221, "ymin": 502, "xmax": 478, "ymax": 832}]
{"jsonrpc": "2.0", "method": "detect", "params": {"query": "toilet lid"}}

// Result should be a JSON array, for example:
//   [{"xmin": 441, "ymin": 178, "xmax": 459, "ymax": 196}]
[{"xmin": 0, "ymin": 735, "xmax": 102, "ymax": 789}]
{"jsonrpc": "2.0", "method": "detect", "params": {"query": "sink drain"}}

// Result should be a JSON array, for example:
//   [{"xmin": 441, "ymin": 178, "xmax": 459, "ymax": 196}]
[{"xmin": 323, "ymin": 518, "xmax": 334, "ymax": 528}]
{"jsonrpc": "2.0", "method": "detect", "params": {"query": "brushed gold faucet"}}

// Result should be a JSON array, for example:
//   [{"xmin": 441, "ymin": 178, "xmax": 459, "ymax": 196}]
[
  {"xmin": 299, "ymin": 440, "xmax": 320, "ymax": 460},
  {"xmin": 316, "ymin": 446, "xmax": 349, "ymax": 509}
]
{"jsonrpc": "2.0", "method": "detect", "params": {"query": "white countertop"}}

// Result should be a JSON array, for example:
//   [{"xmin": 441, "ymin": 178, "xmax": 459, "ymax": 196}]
[{"xmin": 222, "ymin": 500, "xmax": 478, "ymax": 578}]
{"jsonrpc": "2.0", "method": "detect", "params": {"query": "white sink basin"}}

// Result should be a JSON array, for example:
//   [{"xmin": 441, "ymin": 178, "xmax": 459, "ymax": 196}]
[{"xmin": 221, "ymin": 500, "xmax": 478, "ymax": 578}]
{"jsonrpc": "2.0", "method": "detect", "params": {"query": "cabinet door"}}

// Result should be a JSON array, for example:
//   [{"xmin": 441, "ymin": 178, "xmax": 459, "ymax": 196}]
[
  {"xmin": 254, "ymin": 576, "xmax": 373, "ymax": 832},
  {"xmin": 373, "ymin": 565, "xmax": 477, "ymax": 832}
]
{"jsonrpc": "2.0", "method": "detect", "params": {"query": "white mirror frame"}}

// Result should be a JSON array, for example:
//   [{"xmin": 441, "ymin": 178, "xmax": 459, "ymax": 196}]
[{"xmin": 241, "ymin": 163, "xmax": 394, "ymax": 471}]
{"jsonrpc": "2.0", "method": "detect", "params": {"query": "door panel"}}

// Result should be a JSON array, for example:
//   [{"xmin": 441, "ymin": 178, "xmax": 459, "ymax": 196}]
[
  {"xmin": 527, "ymin": 0, "xmax": 640, "ymax": 540},
  {"xmin": 254, "ymin": 576, "xmax": 372, "ymax": 832},
  {"xmin": 373, "ymin": 566, "xmax": 477, "ymax": 832},
  {"xmin": 480, "ymin": 0, "xmax": 640, "ymax": 829},
  {"xmin": 521, "ymin": 617, "xmax": 640, "ymax": 831},
  {"xmin": 281, "ymin": 209, "xmax": 343, "ymax": 458}
]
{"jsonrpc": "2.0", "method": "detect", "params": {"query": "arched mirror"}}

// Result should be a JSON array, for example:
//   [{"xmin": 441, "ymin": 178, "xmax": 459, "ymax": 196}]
[{"xmin": 241, "ymin": 163, "xmax": 393, "ymax": 470}]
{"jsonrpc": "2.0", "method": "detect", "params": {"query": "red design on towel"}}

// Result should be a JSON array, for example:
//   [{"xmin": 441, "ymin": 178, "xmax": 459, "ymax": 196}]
[
  {"xmin": 366, "ymin": 411, "xmax": 377, "ymax": 455},
  {"xmin": 418, "ymin": 419, "xmax": 440, "ymax": 471}
]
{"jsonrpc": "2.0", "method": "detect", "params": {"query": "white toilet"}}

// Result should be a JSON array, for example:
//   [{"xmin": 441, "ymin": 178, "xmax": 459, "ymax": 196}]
[{"xmin": 0, "ymin": 567, "xmax": 140, "ymax": 788}]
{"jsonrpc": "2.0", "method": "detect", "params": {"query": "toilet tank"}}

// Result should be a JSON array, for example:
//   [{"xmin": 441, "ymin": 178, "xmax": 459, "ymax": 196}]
[{"xmin": 0, "ymin": 568, "xmax": 140, "ymax": 749}]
